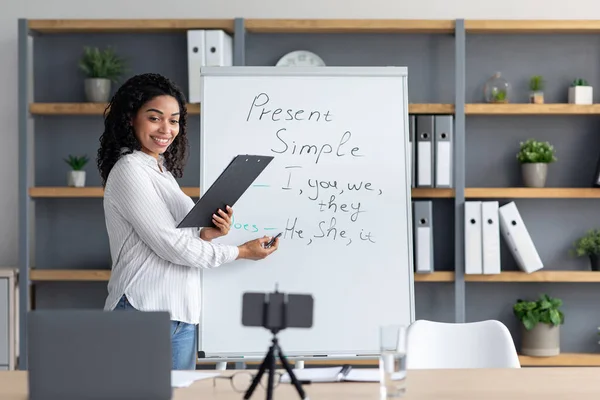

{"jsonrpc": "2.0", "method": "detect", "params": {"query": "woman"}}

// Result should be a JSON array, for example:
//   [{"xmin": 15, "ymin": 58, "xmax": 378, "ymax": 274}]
[{"xmin": 97, "ymin": 73, "xmax": 279, "ymax": 370}]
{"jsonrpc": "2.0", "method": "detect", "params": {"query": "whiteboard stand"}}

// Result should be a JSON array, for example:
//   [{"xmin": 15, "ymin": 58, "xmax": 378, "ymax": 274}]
[{"xmin": 197, "ymin": 65, "xmax": 415, "ymax": 361}]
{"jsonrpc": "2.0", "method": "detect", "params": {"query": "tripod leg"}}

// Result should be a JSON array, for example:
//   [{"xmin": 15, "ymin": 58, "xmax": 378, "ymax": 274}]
[
  {"xmin": 244, "ymin": 345, "xmax": 275, "ymax": 400},
  {"xmin": 266, "ymin": 347, "xmax": 276, "ymax": 400},
  {"xmin": 276, "ymin": 344, "xmax": 308, "ymax": 400}
]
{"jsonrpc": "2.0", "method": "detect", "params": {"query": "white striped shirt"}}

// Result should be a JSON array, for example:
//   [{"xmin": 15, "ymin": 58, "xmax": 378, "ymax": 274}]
[{"xmin": 102, "ymin": 150, "xmax": 239, "ymax": 324}]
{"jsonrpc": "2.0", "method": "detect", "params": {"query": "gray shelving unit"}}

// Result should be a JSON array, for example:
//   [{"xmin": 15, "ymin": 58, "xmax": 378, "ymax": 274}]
[{"xmin": 17, "ymin": 17, "xmax": 600, "ymax": 370}]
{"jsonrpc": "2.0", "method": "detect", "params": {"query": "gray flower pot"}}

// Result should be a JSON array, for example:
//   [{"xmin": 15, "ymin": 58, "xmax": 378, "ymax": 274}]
[
  {"xmin": 84, "ymin": 78, "xmax": 111, "ymax": 102},
  {"xmin": 521, "ymin": 323, "xmax": 560, "ymax": 356},
  {"xmin": 521, "ymin": 162, "xmax": 548, "ymax": 188}
]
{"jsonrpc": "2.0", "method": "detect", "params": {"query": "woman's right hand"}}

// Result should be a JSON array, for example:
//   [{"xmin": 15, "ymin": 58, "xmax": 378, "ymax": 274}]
[{"xmin": 237, "ymin": 236, "xmax": 280, "ymax": 261}]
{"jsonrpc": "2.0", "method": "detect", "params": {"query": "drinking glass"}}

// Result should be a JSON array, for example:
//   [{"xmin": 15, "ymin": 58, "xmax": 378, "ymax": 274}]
[{"xmin": 379, "ymin": 325, "xmax": 407, "ymax": 398}]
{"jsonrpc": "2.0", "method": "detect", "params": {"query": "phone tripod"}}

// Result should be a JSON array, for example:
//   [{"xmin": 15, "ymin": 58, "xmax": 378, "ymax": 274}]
[{"xmin": 244, "ymin": 336, "xmax": 309, "ymax": 400}]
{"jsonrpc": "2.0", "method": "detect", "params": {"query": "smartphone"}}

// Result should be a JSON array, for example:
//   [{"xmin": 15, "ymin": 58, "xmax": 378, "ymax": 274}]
[
  {"xmin": 265, "ymin": 232, "xmax": 282, "ymax": 248},
  {"xmin": 242, "ymin": 291, "xmax": 314, "ymax": 330}
]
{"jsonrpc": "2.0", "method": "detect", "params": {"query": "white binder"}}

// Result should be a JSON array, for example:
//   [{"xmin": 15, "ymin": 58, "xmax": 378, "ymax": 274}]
[
  {"xmin": 416, "ymin": 115, "xmax": 434, "ymax": 188},
  {"xmin": 204, "ymin": 30, "xmax": 233, "ymax": 67},
  {"xmin": 498, "ymin": 201, "xmax": 543, "ymax": 273},
  {"xmin": 481, "ymin": 201, "xmax": 501, "ymax": 274},
  {"xmin": 464, "ymin": 201, "xmax": 483, "ymax": 274},
  {"xmin": 187, "ymin": 29, "xmax": 233, "ymax": 103},
  {"xmin": 187, "ymin": 30, "xmax": 207, "ymax": 103},
  {"xmin": 434, "ymin": 115, "xmax": 453, "ymax": 188}
]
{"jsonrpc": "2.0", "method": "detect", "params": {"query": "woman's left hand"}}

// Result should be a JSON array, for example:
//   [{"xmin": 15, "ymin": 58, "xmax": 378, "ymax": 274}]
[{"xmin": 200, "ymin": 206, "xmax": 233, "ymax": 241}]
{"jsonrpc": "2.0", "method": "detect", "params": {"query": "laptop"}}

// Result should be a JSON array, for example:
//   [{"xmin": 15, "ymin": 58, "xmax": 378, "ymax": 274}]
[{"xmin": 27, "ymin": 309, "xmax": 172, "ymax": 400}]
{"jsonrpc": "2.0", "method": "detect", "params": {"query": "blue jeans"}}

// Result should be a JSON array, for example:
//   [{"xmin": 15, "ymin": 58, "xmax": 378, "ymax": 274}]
[{"xmin": 113, "ymin": 295, "xmax": 197, "ymax": 370}]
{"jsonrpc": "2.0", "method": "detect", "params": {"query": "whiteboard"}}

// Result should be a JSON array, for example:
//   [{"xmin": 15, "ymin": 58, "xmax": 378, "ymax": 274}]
[{"xmin": 198, "ymin": 66, "xmax": 414, "ymax": 358}]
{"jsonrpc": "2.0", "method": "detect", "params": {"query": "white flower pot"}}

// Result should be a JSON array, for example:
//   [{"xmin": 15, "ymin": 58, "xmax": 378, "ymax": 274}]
[
  {"xmin": 68, "ymin": 170, "xmax": 86, "ymax": 187},
  {"xmin": 568, "ymin": 86, "xmax": 593, "ymax": 105}
]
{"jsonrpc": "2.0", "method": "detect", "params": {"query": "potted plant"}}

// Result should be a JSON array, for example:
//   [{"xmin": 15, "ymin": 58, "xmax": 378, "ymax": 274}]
[
  {"xmin": 516, "ymin": 139, "xmax": 557, "ymax": 188},
  {"xmin": 570, "ymin": 229, "xmax": 600, "ymax": 271},
  {"xmin": 64, "ymin": 155, "xmax": 89, "ymax": 187},
  {"xmin": 513, "ymin": 294, "xmax": 564, "ymax": 357},
  {"xmin": 78, "ymin": 46, "xmax": 126, "ymax": 102},
  {"xmin": 484, "ymin": 72, "xmax": 510, "ymax": 103},
  {"xmin": 568, "ymin": 78, "xmax": 593, "ymax": 105},
  {"xmin": 529, "ymin": 75, "xmax": 544, "ymax": 104}
]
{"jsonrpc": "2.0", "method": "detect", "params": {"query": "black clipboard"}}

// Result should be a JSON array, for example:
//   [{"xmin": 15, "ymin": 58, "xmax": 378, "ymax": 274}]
[{"xmin": 177, "ymin": 155, "xmax": 274, "ymax": 228}]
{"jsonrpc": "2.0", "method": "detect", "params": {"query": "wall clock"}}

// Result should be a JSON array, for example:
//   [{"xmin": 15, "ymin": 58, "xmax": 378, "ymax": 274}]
[{"xmin": 276, "ymin": 50, "xmax": 326, "ymax": 67}]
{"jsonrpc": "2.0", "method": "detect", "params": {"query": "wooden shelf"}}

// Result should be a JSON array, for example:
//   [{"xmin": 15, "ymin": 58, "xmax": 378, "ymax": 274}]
[
  {"xmin": 24, "ymin": 18, "xmax": 600, "ymax": 35},
  {"xmin": 29, "ymin": 269, "xmax": 453, "ymax": 282},
  {"xmin": 33, "ymin": 102, "xmax": 600, "ymax": 116},
  {"xmin": 35, "ymin": 187, "xmax": 600, "ymax": 200},
  {"xmin": 519, "ymin": 353, "xmax": 600, "ymax": 367},
  {"xmin": 409, "ymin": 104, "xmax": 454, "ymax": 114},
  {"xmin": 302, "ymin": 354, "xmax": 600, "ymax": 367},
  {"xmin": 465, "ymin": 103, "xmax": 600, "ymax": 115},
  {"xmin": 301, "ymin": 353, "xmax": 600, "ymax": 367},
  {"xmin": 30, "ymin": 102, "xmax": 443, "ymax": 116},
  {"xmin": 244, "ymin": 19, "xmax": 454, "ymax": 34},
  {"xmin": 29, "ymin": 187, "xmax": 200, "ymax": 198},
  {"xmin": 466, "ymin": 271, "xmax": 600, "ymax": 283},
  {"xmin": 27, "ymin": 19, "xmax": 234, "ymax": 33},
  {"xmin": 30, "ymin": 269, "xmax": 111, "ymax": 281},
  {"xmin": 30, "ymin": 187, "xmax": 447, "ymax": 199},
  {"xmin": 412, "ymin": 188, "xmax": 454, "ymax": 198},
  {"xmin": 465, "ymin": 20, "xmax": 600, "ymax": 34},
  {"xmin": 414, "ymin": 272, "xmax": 454, "ymax": 282},
  {"xmin": 26, "ymin": 270, "xmax": 600, "ymax": 284},
  {"xmin": 36, "ymin": 102, "xmax": 600, "ymax": 116},
  {"xmin": 29, "ymin": 103, "xmax": 110, "ymax": 115},
  {"xmin": 29, "ymin": 102, "xmax": 200, "ymax": 115},
  {"xmin": 29, "ymin": 187, "xmax": 105, "ymax": 198},
  {"xmin": 465, "ymin": 188, "xmax": 600, "ymax": 199}
]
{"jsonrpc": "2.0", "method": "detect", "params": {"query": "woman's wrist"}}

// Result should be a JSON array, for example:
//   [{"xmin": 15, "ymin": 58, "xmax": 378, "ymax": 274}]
[
  {"xmin": 199, "ymin": 228, "xmax": 212, "ymax": 241},
  {"xmin": 237, "ymin": 244, "xmax": 249, "ymax": 259}
]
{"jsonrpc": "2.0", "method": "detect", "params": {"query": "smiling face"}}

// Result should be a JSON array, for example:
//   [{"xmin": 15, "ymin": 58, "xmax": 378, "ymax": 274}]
[{"xmin": 132, "ymin": 95, "xmax": 181, "ymax": 159}]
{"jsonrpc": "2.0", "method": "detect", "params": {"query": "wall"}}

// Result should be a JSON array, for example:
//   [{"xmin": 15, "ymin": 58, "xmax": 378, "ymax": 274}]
[
  {"xmin": 4, "ymin": 1, "xmax": 600, "ymax": 345},
  {"xmin": 2, "ymin": 0, "xmax": 600, "ymax": 266}
]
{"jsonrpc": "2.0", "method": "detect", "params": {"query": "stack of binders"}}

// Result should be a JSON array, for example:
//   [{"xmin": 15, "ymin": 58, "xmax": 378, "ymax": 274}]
[
  {"xmin": 464, "ymin": 201, "xmax": 543, "ymax": 274},
  {"xmin": 187, "ymin": 29, "xmax": 234, "ymax": 104},
  {"xmin": 409, "ymin": 114, "xmax": 454, "ymax": 274},
  {"xmin": 409, "ymin": 114, "xmax": 454, "ymax": 189}
]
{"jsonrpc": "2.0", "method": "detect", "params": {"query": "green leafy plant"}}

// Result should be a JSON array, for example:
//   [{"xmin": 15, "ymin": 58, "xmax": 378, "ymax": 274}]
[
  {"xmin": 64, "ymin": 155, "xmax": 89, "ymax": 171},
  {"xmin": 516, "ymin": 139, "xmax": 557, "ymax": 164},
  {"xmin": 79, "ymin": 46, "xmax": 127, "ymax": 82},
  {"xmin": 570, "ymin": 229, "xmax": 600, "ymax": 257},
  {"xmin": 529, "ymin": 75, "xmax": 544, "ymax": 92},
  {"xmin": 572, "ymin": 78, "xmax": 589, "ymax": 86},
  {"xmin": 490, "ymin": 87, "xmax": 507, "ymax": 102},
  {"xmin": 513, "ymin": 294, "xmax": 564, "ymax": 330}
]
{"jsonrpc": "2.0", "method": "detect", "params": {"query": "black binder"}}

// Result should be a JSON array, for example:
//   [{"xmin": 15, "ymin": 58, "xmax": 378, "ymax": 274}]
[
  {"xmin": 177, "ymin": 155, "xmax": 274, "ymax": 228},
  {"xmin": 593, "ymin": 151, "xmax": 600, "ymax": 187}
]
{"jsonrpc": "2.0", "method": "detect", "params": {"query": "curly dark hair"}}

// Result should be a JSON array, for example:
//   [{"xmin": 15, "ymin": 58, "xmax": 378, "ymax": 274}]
[{"xmin": 97, "ymin": 72, "xmax": 189, "ymax": 186}]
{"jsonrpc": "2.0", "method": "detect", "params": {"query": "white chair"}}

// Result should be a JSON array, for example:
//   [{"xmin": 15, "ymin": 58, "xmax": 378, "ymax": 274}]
[{"xmin": 405, "ymin": 319, "xmax": 521, "ymax": 369}]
